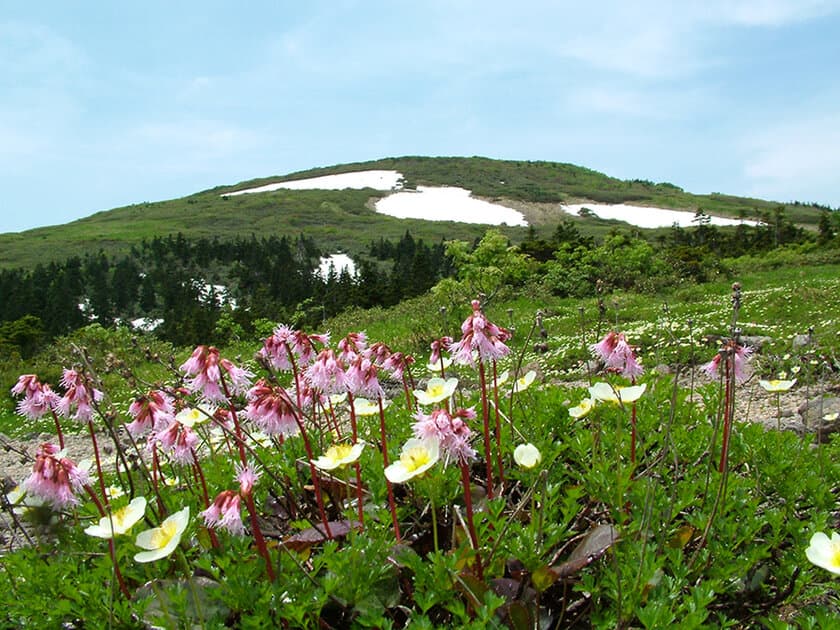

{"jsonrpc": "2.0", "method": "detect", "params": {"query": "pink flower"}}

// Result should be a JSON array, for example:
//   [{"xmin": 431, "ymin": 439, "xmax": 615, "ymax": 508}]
[
  {"xmin": 180, "ymin": 346, "xmax": 253, "ymax": 402},
  {"xmin": 381, "ymin": 351, "xmax": 414, "ymax": 381},
  {"xmin": 259, "ymin": 325, "xmax": 329, "ymax": 371},
  {"xmin": 305, "ymin": 349, "xmax": 346, "ymax": 395},
  {"xmin": 180, "ymin": 346, "xmax": 224, "ymax": 401},
  {"xmin": 412, "ymin": 408, "xmax": 476, "ymax": 466},
  {"xmin": 11, "ymin": 374, "xmax": 59, "ymax": 419},
  {"xmin": 127, "ymin": 390, "xmax": 175, "ymax": 436},
  {"xmin": 590, "ymin": 332, "xmax": 644, "ymax": 379},
  {"xmin": 23, "ymin": 443, "xmax": 90, "ymax": 509},
  {"xmin": 294, "ymin": 381, "xmax": 327, "ymax": 411},
  {"xmin": 201, "ymin": 490, "xmax": 245, "ymax": 536},
  {"xmin": 702, "ymin": 341, "xmax": 753, "ymax": 383},
  {"xmin": 201, "ymin": 465, "xmax": 260, "ymax": 536},
  {"xmin": 243, "ymin": 379, "xmax": 300, "ymax": 437},
  {"xmin": 345, "ymin": 356, "xmax": 385, "ymax": 399},
  {"xmin": 55, "ymin": 369, "xmax": 103, "ymax": 422},
  {"xmin": 429, "ymin": 337, "xmax": 453, "ymax": 368},
  {"xmin": 220, "ymin": 358, "xmax": 253, "ymax": 397},
  {"xmin": 236, "ymin": 464, "xmax": 260, "ymax": 495},
  {"xmin": 449, "ymin": 300, "xmax": 511, "ymax": 365},
  {"xmin": 152, "ymin": 417, "xmax": 199, "ymax": 465},
  {"xmin": 337, "ymin": 332, "xmax": 368, "ymax": 364}
]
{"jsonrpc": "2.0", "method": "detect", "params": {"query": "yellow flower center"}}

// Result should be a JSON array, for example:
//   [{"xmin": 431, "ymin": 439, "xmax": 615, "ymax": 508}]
[
  {"xmin": 831, "ymin": 546, "xmax": 840, "ymax": 569},
  {"xmin": 150, "ymin": 520, "xmax": 178, "ymax": 549},
  {"xmin": 112, "ymin": 505, "xmax": 132, "ymax": 529},
  {"xmin": 326, "ymin": 443, "xmax": 354, "ymax": 462},
  {"xmin": 401, "ymin": 446, "xmax": 432, "ymax": 472},
  {"xmin": 428, "ymin": 383, "xmax": 445, "ymax": 397}
]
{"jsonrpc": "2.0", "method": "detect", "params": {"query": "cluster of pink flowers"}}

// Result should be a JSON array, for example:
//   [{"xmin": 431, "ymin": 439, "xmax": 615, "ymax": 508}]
[
  {"xmin": 590, "ymin": 331, "xmax": 644, "ymax": 379},
  {"xmin": 337, "ymin": 331, "xmax": 367, "ymax": 363},
  {"xmin": 449, "ymin": 300, "xmax": 511, "ymax": 365},
  {"xmin": 243, "ymin": 380, "xmax": 300, "ymax": 437},
  {"xmin": 369, "ymin": 342, "xmax": 413, "ymax": 381},
  {"xmin": 305, "ymin": 349, "xmax": 347, "ymax": 395},
  {"xmin": 702, "ymin": 340, "xmax": 753, "ymax": 383},
  {"xmin": 345, "ymin": 356, "xmax": 385, "ymax": 399},
  {"xmin": 126, "ymin": 390, "xmax": 175, "ymax": 436},
  {"xmin": 23, "ymin": 443, "xmax": 90, "ymax": 509},
  {"xmin": 412, "ymin": 408, "xmax": 477, "ymax": 466},
  {"xmin": 55, "ymin": 369, "xmax": 104, "ymax": 422},
  {"xmin": 201, "ymin": 465, "xmax": 260, "ymax": 536},
  {"xmin": 11, "ymin": 374, "xmax": 59, "ymax": 419},
  {"xmin": 150, "ymin": 416, "xmax": 200, "ymax": 465},
  {"xmin": 180, "ymin": 345, "xmax": 254, "ymax": 402},
  {"xmin": 259, "ymin": 325, "xmax": 328, "ymax": 371}
]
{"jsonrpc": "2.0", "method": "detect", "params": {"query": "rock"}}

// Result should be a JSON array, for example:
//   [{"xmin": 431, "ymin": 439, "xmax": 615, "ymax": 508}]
[
  {"xmin": 741, "ymin": 335, "xmax": 773, "ymax": 352},
  {"xmin": 792, "ymin": 334, "xmax": 813, "ymax": 350},
  {"xmin": 654, "ymin": 364, "xmax": 672, "ymax": 375},
  {"xmin": 797, "ymin": 396, "xmax": 840, "ymax": 441}
]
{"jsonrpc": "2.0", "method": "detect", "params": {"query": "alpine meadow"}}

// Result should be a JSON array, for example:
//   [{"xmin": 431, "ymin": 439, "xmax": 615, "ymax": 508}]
[{"xmin": 2, "ymin": 156, "xmax": 840, "ymax": 628}]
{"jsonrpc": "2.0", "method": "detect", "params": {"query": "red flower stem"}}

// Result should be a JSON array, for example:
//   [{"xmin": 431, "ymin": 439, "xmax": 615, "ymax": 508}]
[
  {"xmin": 279, "ymin": 346, "xmax": 332, "ymax": 538},
  {"xmin": 491, "ymin": 361, "xmax": 505, "ymax": 491},
  {"xmin": 459, "ymin": 461, "xmax": 484, "ymax": 580},
  {"xmin": 151, "ymin": 446, "xmax": 165, "ymax": 515},
  {"xmin": 83, "ymin": 484, "xmax": 130, "ymax": 600},
  {"xmin": 346, "ymin": 393, "xmax": 365, "ymax": 527},
  {"xmin": 293, "ymin": 414, "xmax": 333, "ymax": 539},
  {"xmin": 406, "ymin": 363, "xmax": 416, "ymax": 391},
  {"xmin": 190, "ymin": 453, "xmax": 219, "ymax": 549},
  {"xmin": 218, "ymin": 375, "xmax": 248, "ymax": 466},
  {"xmin": 478, "ymin": 360, "xmax": 495, "ymax": 500},
  {"xmin": 718, "ymin": 356, "xmax": 733, "ymax": 473},
  {"xmin": 401, "ymin": 374, "xmax": 415, "ymax": 412},
  {"xmin": 243, "ymin": 491, "xmax": 276, "ymax": 582},
  {"xmin": 379, "ymin": 396, "xmax": 401, "ymax": 541},
  {"xmin": 326, "ymin": 398, "xmax": 343, "ymax": 440},
  {"xmin": 86, "ymin": 421, "xmax": 110, "ymax": 509},
  {"xmin": 630, "ymin": 404, "xmax": 637, "ymax": 465},
  {"xmin": 50, "ymin": 410, "xmax": 65, "ymax": 450}
]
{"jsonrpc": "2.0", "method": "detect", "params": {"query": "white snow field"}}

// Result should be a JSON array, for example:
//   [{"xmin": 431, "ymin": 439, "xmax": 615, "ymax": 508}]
[{"xmin": 223, "ymin": 169, "xmax": 754, "ymax": 229}]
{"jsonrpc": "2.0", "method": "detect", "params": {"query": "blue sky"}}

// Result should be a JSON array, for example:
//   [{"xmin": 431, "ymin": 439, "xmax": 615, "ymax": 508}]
[{"xmin": 2, "ymin": 0, "xmax": 840, "ymax": 233}]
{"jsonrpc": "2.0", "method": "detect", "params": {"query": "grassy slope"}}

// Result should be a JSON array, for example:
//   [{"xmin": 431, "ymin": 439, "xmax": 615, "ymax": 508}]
[{"xmin": 0, "ymin": 156, "xmax": 826, "ymax": 269}]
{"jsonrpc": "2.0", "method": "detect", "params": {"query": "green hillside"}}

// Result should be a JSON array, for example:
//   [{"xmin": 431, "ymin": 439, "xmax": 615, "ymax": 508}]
[{"xmin": 0, "ymin": 156, "xmax": 828, "ymax": 269}]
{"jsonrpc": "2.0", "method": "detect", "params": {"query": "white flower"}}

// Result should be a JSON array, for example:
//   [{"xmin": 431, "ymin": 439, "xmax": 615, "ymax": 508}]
[
  {"xmin": 414, "ymin": 377, "xmax": 458, "ymax": 406},
  {"xmin": 352, "ymin": 397, "xmax": 389, "ymax": 416},
  {"xmin": 105, "ymin": 485, "xmax": 125, "ymax": 500},
  {"xmin": 427, "ymin": 356, "xmax": 453, "ymax": 374},
  {"xmin": 175, "ymin": 405, "xmax": 214, "ymax": 427},
  {"xmin": 806, "ymin": 531, "xmax": 840, "ymax": 575},
  {"xmin": 495, "ymin": 370, "xmax": 510, "ymax": 386},
  {"xmin": 759, "ymin": 379, "xmax": 796, "ymax": 393},
  {"xmin": 134, "ymin": 506, "xmax": 190, "ymax": 563},
  {"xmin": 569, "ymin": 398, "xmax": 595, "ymax": 419},
  {"xmin": 588, "ymin": 382, "xmax": 647, "ymax": 405},
  {"xmin": 85, "ymin": 497, "xmax": 147, "ymax": 539},
  {"xmin": 384, "ymin": 438, "xmax": 440, "ymax": 484},
  {"xmin": 513, "ymin": 443, "xmax": 542, "ymax": 469},
  {"xmin": 513, "ymin": 371, "xmax": 537, "ymax": 393},
  {"xmin": 312, "ymin": 442, "xmax": 365, "ymax": 471}
]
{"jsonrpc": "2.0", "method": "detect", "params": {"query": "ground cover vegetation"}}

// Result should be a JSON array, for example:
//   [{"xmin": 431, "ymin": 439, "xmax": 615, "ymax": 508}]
[{"xmin": 2, "ymin": 210, "xmax": 840, "ymax": 627}]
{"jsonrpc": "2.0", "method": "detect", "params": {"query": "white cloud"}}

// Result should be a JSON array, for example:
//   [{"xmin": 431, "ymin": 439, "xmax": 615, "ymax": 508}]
[
  {"xmin": 741, "ymin": 113, "xmax": 840, "ymax": 204},
  {"xmin": 724, "ymin": 0, "xmax": 840, "ymax": 26}
]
